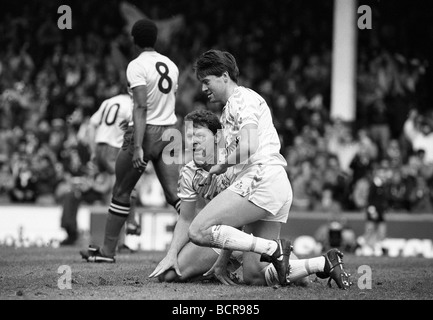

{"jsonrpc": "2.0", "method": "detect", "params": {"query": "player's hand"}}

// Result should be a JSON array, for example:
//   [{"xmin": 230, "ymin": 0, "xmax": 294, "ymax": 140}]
[
  {"xmin": 203, "ymin": 252, "xmax": 237, "ymax": 286},
  {"xmin": 149, "ymin": 253, "xmax": 181, "ymax": 279},
  {"xmin": 205, "ymin": 164, "xmax": 227, "ymax": 185},
  {"xmin": 132, "ymin": 147, "xmax": 146, "ymax": 172}
]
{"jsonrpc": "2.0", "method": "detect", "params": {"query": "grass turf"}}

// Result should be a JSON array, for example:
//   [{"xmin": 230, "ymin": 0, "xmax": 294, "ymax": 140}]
[{"xmin": 1, "ymin": 246, "xmax": 432, "ymax": 301}]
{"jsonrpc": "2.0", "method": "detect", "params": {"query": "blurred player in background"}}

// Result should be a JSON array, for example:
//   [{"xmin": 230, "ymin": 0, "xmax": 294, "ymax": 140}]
[
  {"xmin": 80, "ymin": 18, "xmax": 181, "ymax": 263},
  {"xmin": 62, "ymin": 90, "xmax": 139, "ymax": 247},
  {"xmin": 358, "ymin": 161, "xmax": 391, "ymax": 256},
  {"xmin": 87, "ymin": 90, "xmax": 141, "ymax": 246},
  {"xmin": 150, "ymin": 109, "xmax": 352, "ymax": 289}
]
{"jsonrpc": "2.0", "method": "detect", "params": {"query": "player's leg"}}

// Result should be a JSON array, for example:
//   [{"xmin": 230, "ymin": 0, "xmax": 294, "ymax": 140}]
[
  {"xmin": 80, "ymin": 127, "xmax": 143, "ymax": 262},
  {"xmin": 125, "ymin": 188, "xmax": 141, "ymax": 235},
  {"xmin": 186, "ymin": 215, "xmax": 315, "ymax": 287},
  {"xmin": 188, "ymin": 164, "xmax": 289, "ymax": 241},
  {"xmin": 239, "ymin": 219, "xmax": 323, "ymax": 288},
  {"xmin": 288, "ymin": 252, "xmax": 312, "ymax": 287},
  {"xmin": 100, "ymin": 147, "xmax": 143, "ymax": 258},
  {"xmin": 118, "ymin": 188, "xmax": 140, "ymax": 253},
  {"xmin": 152, "ymin": 148, "xmax": 181, "ymax": 213},
  {"xmin": 189, "ymin": 189, "xmax": 271, "ymax": 245},
  {"xmin": 94, "ymin": 144, "xmax": 137, "ymax": 251},
  {"xmin": 239, "ymin": 220, "xmax": 314, "ymax": 287},
  {"xmin": 240, "ymin": 220, "xmax": 282, "ymax": 286},
  {"xmin": 158, "ymin": 242, "xmax": 219, "ymax": 283},
  {"xmin": 239, "ymin": 220, "xmax": 314, "ymax": 286},
  {"xmin": 95, "ymin": 144, "xmax": 135, "ymax": 250},
  {"xmin": 257, "ymin": 239, "xmax": 351, "ymax": 289},
  {"xmin": 188, "ymin": 188, "xmax": 291, "ymax": 286},
  {"xmin": 189, "ymin": 165, "xmax": 293, "ymax": 285},
  {"xmin": 262, "ymin": 251, "xmax": 327, "ymax": 287},
  {"xmin": 94, "ymin": 144, "xmax": 118, "ymax": 176},
  {"xmin": 260, "ymin": 201, "xmax": 350, "ymax": 289}
]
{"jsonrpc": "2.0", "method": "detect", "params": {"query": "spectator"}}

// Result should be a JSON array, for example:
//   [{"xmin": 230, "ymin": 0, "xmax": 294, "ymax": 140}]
[
  {"xmin": 352, "ymin": 174, "xmax": 370, "ymax": 210},
  {"xmin": 368, "ymin": 99, "xmax": 391, "ymax": 160},
  {"xmin": 313, "ymin": 184, "xmax": 342, "ymax": 214},
  {"xmin": 348, "ymin": 144, "xmax": 375, "ymax": 209},
  {"xmin": 388, "ymin": 169, "xmax": 410, "ymax": 212},
  {"xmin": 0, "ymin": 162, "xmax": 14, "ymax": 202},
  {"xmin": 322, "ymin": 154, "xmax": 350, "ymax": 208},
  {"xmin": 8, "ymin": 156, "xmax": 37, "ymax": 203},
  {"xmin": 0, "ymin": 0, "xmax": 431, "ymax": 216},
  {"xmin": 403, "ymin": 109, "xmax": 433, "ymax": 164},
  {"xmin": 291, "ymin": 160, "xmax": 314, "ymax": 211},
  {"xmin": 33, "ymin": 153, "xmax": 58, "ymax": 204},
  {"xmin": 326, "ymin": 119, "xmax": 359, "ymax": 174},
  {"xmin": 407, "ymin": 169, "xmax": 433, "ymax": 213},
  {"xmin": 384, "ymin": 139, "xmax": 403, "ymax": 168},
  {"xmin": 349, "ymin": 145, "xmax": 374, "ymax": 188}
]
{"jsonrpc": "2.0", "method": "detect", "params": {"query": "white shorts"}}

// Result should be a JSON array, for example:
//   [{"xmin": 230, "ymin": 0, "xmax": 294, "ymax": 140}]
[{"xmin": 228, "ymin": 164, "xmax": 292, "ymax": 223}]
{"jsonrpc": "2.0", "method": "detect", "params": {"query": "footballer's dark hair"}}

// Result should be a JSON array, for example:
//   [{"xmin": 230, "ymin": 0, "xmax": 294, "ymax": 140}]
[
  {"xmin": 184, "ymin": 109, "xmax": 222, "ymax": 135},
  {"xmin": 194, "ymin": 49, "xmax": 239, "ymax": 83},
  {"xmin": 131, "ymin": 19, "xmax": 158, "ymax": 48}
]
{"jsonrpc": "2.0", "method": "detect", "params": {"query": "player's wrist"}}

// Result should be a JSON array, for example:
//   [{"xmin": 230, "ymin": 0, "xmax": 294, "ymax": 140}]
[{"xmin": 167, "ymin": 247, "xmax": 180, "ymax": 257}]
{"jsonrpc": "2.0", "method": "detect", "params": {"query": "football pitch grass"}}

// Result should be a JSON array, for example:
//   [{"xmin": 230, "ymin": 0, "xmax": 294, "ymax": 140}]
[{"xmin": 1, "ymin": 246, "xmax": 432, "ymax": 301}]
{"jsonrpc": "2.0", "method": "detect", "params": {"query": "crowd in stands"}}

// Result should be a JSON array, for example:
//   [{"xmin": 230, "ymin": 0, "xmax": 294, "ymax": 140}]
[{"xmin": 1, "ymin": 0, "xmax": 432, "ymax": 214}]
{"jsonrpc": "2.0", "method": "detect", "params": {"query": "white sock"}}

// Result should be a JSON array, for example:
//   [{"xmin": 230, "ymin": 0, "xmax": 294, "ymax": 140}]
[
  {"xmin": 306, "ymin": 256, "xmax": 326, "ymax": 273},
  {"xmin": 210, "ymin": 225, "xmax": 277, "ymax": 255},
  {"xmin": 287, "ymin": 257, "xmax": 324, "ymax": 282},
  {"xmin": 263, "ymin": 256, "xmax": 326, "ymax": 286}
]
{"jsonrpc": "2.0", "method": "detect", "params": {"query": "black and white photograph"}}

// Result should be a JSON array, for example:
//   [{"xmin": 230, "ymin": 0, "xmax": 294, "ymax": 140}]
[{"xmin": 0, "ymin": 0, "xmax": 432, "ymax": 309}]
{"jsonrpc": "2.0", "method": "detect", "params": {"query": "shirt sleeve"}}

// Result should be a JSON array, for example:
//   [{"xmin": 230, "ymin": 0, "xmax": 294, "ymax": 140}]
[
  {"xmin": 177, "ymin": 165, "xmax": 198, "ymax": 202},
  {"xmin": 126, "ymin": 60, "xmax": 147, "ymax": 89}
]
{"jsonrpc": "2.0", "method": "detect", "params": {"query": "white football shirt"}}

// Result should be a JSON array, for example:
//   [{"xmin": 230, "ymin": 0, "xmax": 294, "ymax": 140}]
[
  {"xmin": 126, "ymin": 51, "xmax": 179, "ymax": 126},
  {"xmin": 89, "ymin": 94, "xmax": 133, "ymax": 148},
  {"xmin": 220, "ymin": 86, "xmax": 287, "ymax": 171},
  {"xmin": 177, "ymin": 161, "xmax": 236, "ymax": 202}
]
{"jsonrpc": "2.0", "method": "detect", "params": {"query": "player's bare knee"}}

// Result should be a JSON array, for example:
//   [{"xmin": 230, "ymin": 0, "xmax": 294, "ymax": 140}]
[
  {"xmin": 188, "ymin": 224, "xmax": 206, "ymax": 246},
  {"xmin": 188, "ymin": 226, "xmax": 201, "ymax": 245}
]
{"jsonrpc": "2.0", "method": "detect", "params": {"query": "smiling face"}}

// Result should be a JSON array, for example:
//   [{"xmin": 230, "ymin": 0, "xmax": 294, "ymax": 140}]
[{"xmin": 199, "ymin": 74, "xmax": 229, "ymax": 104}]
